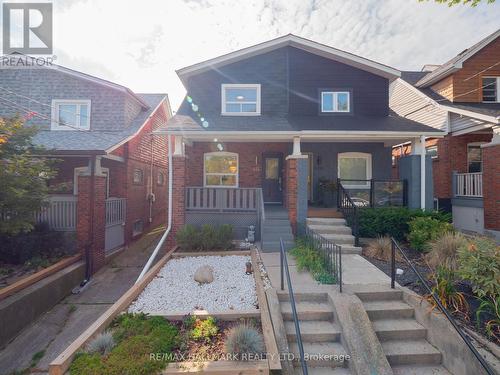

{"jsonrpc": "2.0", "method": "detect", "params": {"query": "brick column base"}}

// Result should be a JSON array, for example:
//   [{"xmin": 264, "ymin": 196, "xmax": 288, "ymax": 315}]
[
  {"xmin": 483, "ymin": 143, "xmax": 500, "ymax": 232},
  {"xmin": 286, "ymin": 158, "xmax": 298, "ymax": 234},
  {"xmin": 166, "ymin": 155, "xmax": 186, "ymax": 248},
  {"xmin": 77, "ymin": 174, "xmax": 106, "ymax": 274}
]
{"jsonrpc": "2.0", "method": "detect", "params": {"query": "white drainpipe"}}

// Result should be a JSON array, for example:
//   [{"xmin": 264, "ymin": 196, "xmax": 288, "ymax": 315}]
[
  {"xmin": 136, "ymin": 134, "xmax": 173, "ymax": 283},
  {"xmin": 420, "ymin": 135, "xmax": 426, "ymax": 210}
]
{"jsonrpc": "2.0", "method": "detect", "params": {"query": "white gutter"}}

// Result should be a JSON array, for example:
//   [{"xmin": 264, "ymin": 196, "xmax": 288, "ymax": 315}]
[{"xmin": 135, "ymin": 134, "xmax": 173, "ymax": 283}]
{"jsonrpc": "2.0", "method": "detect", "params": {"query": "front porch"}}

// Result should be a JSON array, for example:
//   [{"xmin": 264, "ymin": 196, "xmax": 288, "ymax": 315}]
[{"xmin": 169, "ymin": 133, "xmax": 431, "ymax": 248}]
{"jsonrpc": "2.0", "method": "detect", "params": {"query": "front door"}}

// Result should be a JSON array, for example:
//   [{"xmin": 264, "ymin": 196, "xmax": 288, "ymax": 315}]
[{"xmin": 262, "ymin": 152, "xmax": 283, "ymax": 203}]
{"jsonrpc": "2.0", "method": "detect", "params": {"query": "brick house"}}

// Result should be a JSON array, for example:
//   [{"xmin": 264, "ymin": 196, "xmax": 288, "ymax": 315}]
[
  {"xmin": 155, "ymin": 34, "xmax": 443, "ymax": 251},
  {"xmin": 0, "ymin": 64, "xmax": 172, "ymax": 273},
  {"xmin": 390, "ymin": 29, "xmax": 500, "ymax": 240}
]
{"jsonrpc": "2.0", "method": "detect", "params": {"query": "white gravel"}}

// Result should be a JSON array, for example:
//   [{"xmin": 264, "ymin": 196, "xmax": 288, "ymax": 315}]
[{"xmin": 128, "ymin": 255, "xmax": 257, "ymax": 314}]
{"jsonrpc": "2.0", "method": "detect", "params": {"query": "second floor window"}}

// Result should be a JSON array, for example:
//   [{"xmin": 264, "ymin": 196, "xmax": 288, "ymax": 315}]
[
  {"xmin": 482, "ymin": 77, "xmax": 499, "ymax": 102},
  {"xmin": 221, "ymin": 84, "xmax": 260, "ymax": 115},
  {"xmin": 52, "ymin": 100, "xmax": 91, "ymax": 130},
  {"xmin": 321, "ymin": 91, "xmax": 350, "ymax": 113}
]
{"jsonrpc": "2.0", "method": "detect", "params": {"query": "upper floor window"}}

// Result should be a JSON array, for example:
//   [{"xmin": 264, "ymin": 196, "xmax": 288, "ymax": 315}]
[
  {"xmin": 221, "ymin": 84, "xmax": 261, "ymax": 116},
  {"xmin": 51, "ymin": 100, "xmax": 91, "ymax": 130},
  {"xmin": 482, "ymin": 77, "xmax": 499, "ymax": 102},
  {"xmin": 204, "ymin": 152, "xmax": 238, "ymax": 187},
  {"xmin": 321, "ymin": 91, "xmax": 350, "ymax": 113}
]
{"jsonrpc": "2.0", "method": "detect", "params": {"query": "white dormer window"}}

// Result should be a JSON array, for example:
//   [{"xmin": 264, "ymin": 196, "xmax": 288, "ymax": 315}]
[
  {"xmin": 321, "ymin": 91, "xmax": 350, "ymax": 113},
  {"xmin": 51, "ymin": 100, "xmax": 91, "ymax": 130},
  {"xmin": 221, "ymin": 84, "xmax": 261, "ymax": 115}
]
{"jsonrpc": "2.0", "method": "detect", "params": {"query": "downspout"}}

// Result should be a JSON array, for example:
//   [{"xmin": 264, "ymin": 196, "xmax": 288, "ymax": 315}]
[
  {"xmin": 149, "ymin": 134, "xmax": 154, "ymax": 223},
  {"xmin": 420, "ymin": 135, "xmax": 426, "ymax": 210},
  {"xmin": 85, "ymin": 155, "xmax": 96, "ymax": 280},
  {"xmin": 135, "ymin": 133, "xmax": 173, "ymax": 283}
]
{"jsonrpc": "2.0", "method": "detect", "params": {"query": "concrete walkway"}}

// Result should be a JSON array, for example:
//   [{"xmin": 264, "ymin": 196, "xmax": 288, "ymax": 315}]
[
  {"xmin": 0, "ymin": 227, "xmax": 165, "ymax": 375},
  {"xmin": 261, "ymin": 251, "xmax": 390, "ymax": 291}
]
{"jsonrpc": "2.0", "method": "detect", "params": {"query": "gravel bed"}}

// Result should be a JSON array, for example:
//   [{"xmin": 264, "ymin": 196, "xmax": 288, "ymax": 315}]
[{"xmin": 129, "ymin": 255, "xmax": 257, "ymax": 314}]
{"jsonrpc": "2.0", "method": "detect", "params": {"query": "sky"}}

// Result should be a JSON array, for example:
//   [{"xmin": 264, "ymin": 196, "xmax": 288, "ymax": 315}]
[{"xmin": 3, "ymin": 0, "xmax": 500, "ymax": 110}]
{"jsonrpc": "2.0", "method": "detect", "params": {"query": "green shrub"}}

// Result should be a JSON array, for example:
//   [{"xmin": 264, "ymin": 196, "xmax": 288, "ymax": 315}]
[
  {"xmin": 358, "ymin": 207, "xmax": 450, "ymax": 241},
  {"xmin": 175, "ymin": 224, "xmax": 233, "ymax": 251},
  {"xmin": 191, "ymin": 316, "xmax": 218, "ymax": 342},
  {"xmin": 476, "ymin": 295, "xmax": 500, "ymax": 339},
  {"xmin": 458, "ymin": 237, "xmax": 500, "ymax": 299},
  {"xmin": 429, "ymin": 266, "xmax": 468, "ymax": 315},
  {"xmin": 175, "ymin": 224, "xmax": 201, "ymax": 251},
  {"xmin": 290, "ymin": 239, "xmax": 336, "ymax": 284},
  {"xmin": 408, "ymin": 217, "xmax": 453, "ymax": 251},
  {"xmin": 225, "ymin": 323, "xmax": 265, "ymax": 359},
  {"xmin": 70, "ymin": 314, "xmax": 178, "ymax": 375}
]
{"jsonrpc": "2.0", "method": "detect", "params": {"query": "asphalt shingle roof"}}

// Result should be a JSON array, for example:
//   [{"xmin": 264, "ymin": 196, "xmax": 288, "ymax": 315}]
[{"xmin": 33, "ymin": 94, "xmax": 166, "ymax": 153}]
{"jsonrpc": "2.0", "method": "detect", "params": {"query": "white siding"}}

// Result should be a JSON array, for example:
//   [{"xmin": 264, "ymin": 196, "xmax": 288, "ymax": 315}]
[
  {"xmin": 449, "ymin": 112, "xmax": 494, "ymax": 135},
  {"xmin": 389, "ymin": 79, "xmax": 448, "ymax": 131}
]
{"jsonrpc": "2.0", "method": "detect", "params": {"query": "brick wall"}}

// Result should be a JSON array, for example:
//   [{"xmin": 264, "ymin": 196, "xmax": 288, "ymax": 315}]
[
  {"xmin": 185, "ymin": 142, "xmax": 290, "ymax": 188},
  {"xmin": 167, "ymin": 156, "xmax": 186, "ymax": 248},
  {"xmin": 429, "ymin": 36, "xmax": 500, "ymax": 103},
  {"xmin": 483, "ymin": 144, "xmax": 500, "ymax": 231},
  {"xmin": 286, "ymin": 158, "xmax": 298, "ymax": 233}
]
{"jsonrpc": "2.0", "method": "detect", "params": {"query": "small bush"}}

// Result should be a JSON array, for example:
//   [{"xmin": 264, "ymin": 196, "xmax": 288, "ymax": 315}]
[
  {"xmin": 429, "ymin": 266, "xmax": 468, "ymax": 316},
  {"xmin": 175, "ymin": 224, "xmax": 233, "ymax": 251},
  {"xmin": 408, "ymin": 217, "xmax": 453, "ymax": 251},
  {"xmin": 458, "ymin": 237, "xmax": 500, "ymax": 299},
  {"xmin": 476, "ymin": 295, "xmax": 500, "ymax": 340},
  {"xmin": 191, "ymin": 316, "xmax": 218, "ymax": 342},
  {"xmin": 225, "ymin": 323, "xmax": 265, "ymax": 360},
  {"xmin": 426, "ymin": 232, "xmax": 467, "ymax": 271},
  {"xmin": 358, "ymin": 207, "xmax": 450, "ymax": 241},
  {"xmin": 86, "ymin": 331, "xmax": 115, "ymax": 355}
]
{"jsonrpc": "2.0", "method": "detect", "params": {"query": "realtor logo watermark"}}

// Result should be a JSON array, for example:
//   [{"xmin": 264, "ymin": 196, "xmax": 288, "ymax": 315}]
[{"xmin": 1, "ymin": 2, "xmax": 55, "ymax": 67}]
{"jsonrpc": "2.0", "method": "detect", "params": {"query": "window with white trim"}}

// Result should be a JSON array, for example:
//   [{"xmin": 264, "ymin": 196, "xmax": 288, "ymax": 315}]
[
  {"xmin": 204, "ymin": 152, "xmax": 238, "ymax": 187},
  {"xmin": 426, "ymin": 145, "xmax": 438, "ymax": 159},
  {"xmin": 467, "ymin": 142, "xmax": 486, "ymax": 173},
  {"xmin": 221, "ymin": 84, "xmax": 260, "ymax": 115},
  {"xmin": 482, "ymin": 77, "xmax": 499, "ymax": 102},
  {"xmin": 338, "ymin": 152, "xmax": 372, "ymax": 188},
  {"xmin": 321, "ymin": 91, "xmax": 350, "ymax": 113},
  {"xmin": 51, "ymin": 100, "xmax": 91, "ymax": 130}
]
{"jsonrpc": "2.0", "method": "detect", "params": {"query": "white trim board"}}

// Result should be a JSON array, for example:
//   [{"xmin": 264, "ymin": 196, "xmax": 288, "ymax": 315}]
[{"xmin": 177, "ymin": 34, "xmax": 400, "ymax": 82}]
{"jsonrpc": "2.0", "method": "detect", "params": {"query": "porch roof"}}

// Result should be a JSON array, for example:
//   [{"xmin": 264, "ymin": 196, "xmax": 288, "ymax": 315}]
[{"xmin": 156, "ymin": 111, "xmax": 445, "ymax": 140}]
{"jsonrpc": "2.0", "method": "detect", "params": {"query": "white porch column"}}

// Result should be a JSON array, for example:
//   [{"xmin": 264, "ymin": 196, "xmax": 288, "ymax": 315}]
[
  {"xmin": 292, "ymin": 136, "xmax": 302, "ymax": 156},
  {"xmin": 411, "ymin": 136, "xmax": 426, "ymax": 209},
  {"xmin": 173, "ymin": 135, "xmax": 184, "ymax": 156}
]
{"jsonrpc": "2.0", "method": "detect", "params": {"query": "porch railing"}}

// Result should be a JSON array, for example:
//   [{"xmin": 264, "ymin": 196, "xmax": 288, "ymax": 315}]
[
  {"xmin": 35, "ymin": 195, "xmax": 78, "ymax": 231},
  {"xmin": 186, "ymin": 187, "xmax": 260, "ymax": 212},
  {"xmin": 338, "ymin": 179, "xmax": 407, "ymax": 207},
  {"xmin": 106, "ymin": 197, "xmax": 126, "ymax": 226},
  {"xmin": 454, "ymin": 172, "xmax": 483, "ymax": 198},
  {"xmin": 337, "ymin": 183, "xmax": 360, "ymax": 246}
]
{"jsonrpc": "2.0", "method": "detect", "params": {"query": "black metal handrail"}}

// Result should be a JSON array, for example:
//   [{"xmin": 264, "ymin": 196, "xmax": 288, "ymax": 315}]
[
  {"xmin": 280, "ymin": 238, "xmax": 308, "ymax": 375},
  {"xmin": 299, "ymin": 224, "xmax": 342, "ymax": 292},
  {"xmin": 390, "ymin": 237, "xmax": 495, "ymax": 375},
  {"xmin": 337, "ymin": 181, "xmax": 359, "ymax": 246}
]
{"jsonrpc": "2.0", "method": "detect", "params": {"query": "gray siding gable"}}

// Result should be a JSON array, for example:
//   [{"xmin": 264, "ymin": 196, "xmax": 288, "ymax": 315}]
[{"xmin": 0, "ymin": 68, "xmax": 143, "ymax": 131}]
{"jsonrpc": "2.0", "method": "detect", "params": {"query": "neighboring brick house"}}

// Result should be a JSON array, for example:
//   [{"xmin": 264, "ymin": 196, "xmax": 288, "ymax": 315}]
[
  {"xmin": 0, "ymin": 63, "xmax": 172, "ymax": 273},
  {"xmin": 154, "ymin": 34, "xmax": 443, "ymax": 249},
  {"xmin": 390, "ymin": 29, "xmax": 500, "ymax": 240}
]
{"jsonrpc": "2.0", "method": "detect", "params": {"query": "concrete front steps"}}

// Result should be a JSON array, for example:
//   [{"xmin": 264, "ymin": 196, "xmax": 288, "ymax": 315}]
[
  {"xmin": 355, "ymin": 287, "xmax": 452, "ymax": 375},
  {"xmin": 262, "ymin": 206, "xmax": 294, "ymax": 252},
  {"xmin": 306, "ymin": 218, "xmax": 362, "ymax": 255},
  {"xmin": 277, "ymin": 291, "xmax": 352, "ymax": 374}
]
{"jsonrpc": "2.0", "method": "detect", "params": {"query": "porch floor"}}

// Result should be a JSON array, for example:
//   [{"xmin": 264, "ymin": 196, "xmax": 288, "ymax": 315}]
[{"xmin": 307, "ymin": 207, "xmax": 344, "ymax": 218}]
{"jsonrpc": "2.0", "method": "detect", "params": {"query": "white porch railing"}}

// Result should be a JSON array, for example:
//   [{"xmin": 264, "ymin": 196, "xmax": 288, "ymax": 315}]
[
  {"xmin": 106, "ymin": 197, "xmax": 126, "ymax": 226},
  {"xmin": 36, "ymin": 195, "xmax": 78, "ymax": 231},
  {"xmin": 186, "ymin": 187, "xmax": 260, "ymax": 211},
  {"xmin": 455, "ymin": 172, "xmax": 483, "ymax": 198}
]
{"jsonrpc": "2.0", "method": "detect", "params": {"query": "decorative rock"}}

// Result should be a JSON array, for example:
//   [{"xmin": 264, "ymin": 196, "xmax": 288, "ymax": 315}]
[{"xmin": 194, "ymin": 265, "xmax": 214, "ymax": 284}]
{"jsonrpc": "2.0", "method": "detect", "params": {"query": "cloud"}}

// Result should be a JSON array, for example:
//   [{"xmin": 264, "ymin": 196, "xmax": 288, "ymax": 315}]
[{"xmin": 50, "ymin": 0, "xmax": 500, "ymax": 109}]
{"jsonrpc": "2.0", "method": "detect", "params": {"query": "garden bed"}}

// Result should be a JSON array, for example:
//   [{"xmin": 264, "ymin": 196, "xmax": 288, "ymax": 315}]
[{"xmin": 49, "ymin": 248, "xmax": 279, "ymax": 375}]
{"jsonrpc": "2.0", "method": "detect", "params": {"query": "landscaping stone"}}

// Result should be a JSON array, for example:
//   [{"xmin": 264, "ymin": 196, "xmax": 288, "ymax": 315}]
[
  {"xmin": 128, "ymin": 255, "xmax": 257, "ymax": 314},
  {"xmin": 194, "ymin": 265, "xmax": 214, "ymax": 284}
]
